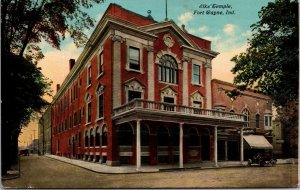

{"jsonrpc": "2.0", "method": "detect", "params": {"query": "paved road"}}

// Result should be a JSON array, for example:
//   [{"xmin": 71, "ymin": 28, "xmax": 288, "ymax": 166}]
[{"xmin": 2, "ymin": 155, "xmax": 298, "ymax": 188}]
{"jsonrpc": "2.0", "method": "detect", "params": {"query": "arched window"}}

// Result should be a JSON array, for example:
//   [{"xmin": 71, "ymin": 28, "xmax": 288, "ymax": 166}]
[
  {"xmin": 96, "ymin": 84, "xmax": 104, "ymax": 119},
  {"xmin": 189, "ymin": 128, "xmax": 200, "ymax": 146},
  {"xmin": 255, "ymin": 114, "xmax": 260, "ymax": 128},
  {"xmin": 90, "ymin": 128, "xmax": 94, "ymax": 147},
  {"xmin": 158, "ymin": 55, "xmax": 178, "ymax": 84},
  {"xmin": 242, "ymin": 109, "xmax": 250, "ymax": 127},
  {"xmin": 95, "ymin": 126, "xmax": 100, "ymax": 146},
  {"xmin": 85, "ymin": 94, "xmax": 92, "ymax": 123},
  {"xmin": 84, "ymin": 131, "xmax": 89, "ymax": 147},
  {"xmin": 102, "ymin": 125, "xmax": 107, "ymax": 146}
]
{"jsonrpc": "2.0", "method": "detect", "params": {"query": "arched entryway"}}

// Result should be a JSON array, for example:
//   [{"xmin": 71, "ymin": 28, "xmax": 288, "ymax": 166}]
[
  {"xmin": 201, "ymin": 129, "xmax": 210, "ymax": 161},
  {"xmin": 157, "ymin": 126, "xmax": 170, "ymax": 164},
  {"xmin": 141, "ymin": 125, "xmax": 150, "ymax": 164},
  {"xmin": 117, "ymin": 123, "xmax": 134, "ymax": 165},
  {"xmin": 188, "ymin": 128, "xmax": 200, "ymax": 162}
]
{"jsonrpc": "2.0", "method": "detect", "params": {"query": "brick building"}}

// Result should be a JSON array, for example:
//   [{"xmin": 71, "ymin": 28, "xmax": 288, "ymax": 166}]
[
  {"xmin": 211, "ymin": 79, "xmax": 273, "ymax": 160},
  {"xmin": 50, "ymin": 4, "xmax": 251, "ymax": 169}
]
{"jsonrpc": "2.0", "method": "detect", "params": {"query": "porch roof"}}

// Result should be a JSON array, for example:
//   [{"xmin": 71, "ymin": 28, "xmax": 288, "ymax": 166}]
[{"xmin": 112, "ymin": 99, "xmax": 246, "ymax": 128}]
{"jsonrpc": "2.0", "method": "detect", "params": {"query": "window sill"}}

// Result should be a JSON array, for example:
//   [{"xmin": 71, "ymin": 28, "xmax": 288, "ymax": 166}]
[
  {"xmin": 97, "ymin": 73, "xmax": 104, "ymax": 79},
  {"xmin": 85, "ymin": 122, "xmax": 92, "ymax": 126},
  {"xmin": 95, "ymin": 117, "xmax": 104, "ymax": 122},
  {"xmin": 191, "ymin": 83, "xmax": 203, "ymax": 87},
  {"xmin": 158, "ymin": 81, "xmax": 178, "ymax": 86},
  {"xmin": 126, "ymin": 68, "xmax": 144, "ymax": 74},
  {"xmin": 86, "ymin": 84, "xmax": 92, "ymax": 89}
]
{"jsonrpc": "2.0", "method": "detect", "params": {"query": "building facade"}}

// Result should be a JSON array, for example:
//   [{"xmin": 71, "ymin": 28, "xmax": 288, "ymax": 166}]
[
  {"xmin": 38, "ymin": 107, "xmax": 52, "ymax": 154},
  {"xmin": 50, "ymin": 4, "xmax": 247, "ymax": 169},
  {"xmin": 211, "ymin": 79, "xmax": 273, "ymax": 160}
]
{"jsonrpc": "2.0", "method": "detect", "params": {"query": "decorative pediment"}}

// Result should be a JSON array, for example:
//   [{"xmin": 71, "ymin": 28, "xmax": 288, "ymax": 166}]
[
  {"xmin": 160, "ymin": 86, "xmax": 177, "ymax": 97},
  {"xmin": 140, "ymin": 20, "xmax": 199, "ymax": 49},
  {"xmin": 96, "ymin": 84, "xmax": 105, "ymax": 95},
  {"xmin": 124, "ymin": 78, "xmax": 145, "ymax": 91},
  {"xmin": 191, "ymin": 91, "xmax": 204, "ymax": 101}
]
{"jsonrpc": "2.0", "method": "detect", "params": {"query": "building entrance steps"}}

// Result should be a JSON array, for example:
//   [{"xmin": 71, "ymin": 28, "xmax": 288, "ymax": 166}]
[{"xmin": 45, "ymin": 155, "xmax": 250, "ymax": 174}]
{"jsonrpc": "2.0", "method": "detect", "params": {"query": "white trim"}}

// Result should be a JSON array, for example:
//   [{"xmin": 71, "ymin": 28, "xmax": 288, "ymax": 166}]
[
  {"xmin": 124, "ymin": 78, "xmax": 145, "ymax": 103},
  {"xmin": 191, "ymin": 60, "xmax": 203, "ymax": 86},
  {"xmin": 126, "ymin": 39, "xmax": 144, "ymax": 73}
]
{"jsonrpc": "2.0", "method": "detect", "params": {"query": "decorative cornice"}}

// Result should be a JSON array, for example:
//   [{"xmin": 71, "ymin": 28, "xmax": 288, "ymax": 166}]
[{"xmin": 112, "ymin": 34, "xmax": 124, "ymax": 43}]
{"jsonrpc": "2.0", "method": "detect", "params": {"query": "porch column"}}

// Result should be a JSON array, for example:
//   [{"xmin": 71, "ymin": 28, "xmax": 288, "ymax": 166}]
[
  {"xmin": 225, "ymin": 140, "xmax": 228, "ymax": 161},
  {"xmin": 179, "ymin": 123, "xmax": 183, "ymax": 168},
  {"xmin": 136, "ymin": 120, "xmax": 141, "ymax": 171},
  {"xmin": 240, "ymin": 128, "xmax": 244, "ymax": 163},
  {"xmin": 214, "ymin": 126, "xmax": 218, "ymax": 167}
]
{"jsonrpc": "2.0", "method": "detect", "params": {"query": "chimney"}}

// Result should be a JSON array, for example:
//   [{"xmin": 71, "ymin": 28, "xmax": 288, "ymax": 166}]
[
  {"xmin": 69, "ymin": 59, "xmax": 75, "ymax": 71},
  {"xmin": 56, "ymin": 84, "xmax": 60, "ymax": 93}
]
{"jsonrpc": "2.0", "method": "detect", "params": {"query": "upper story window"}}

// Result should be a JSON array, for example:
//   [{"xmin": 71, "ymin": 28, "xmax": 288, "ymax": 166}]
[
  {"xmin": 87, "ymin": 64, "xmax": 92, "ymax": 87},
  {"xmin": 264, "ymin": 114, "xmax": 272, "ymax": 128},
  {"xmin": 129, "ymin": 47, "xmax": 140, "ymax": 71},
  {"xmin": 242, "ymin": 108, "xmax": 250, "ymax": 127},
  {"xmin": 98, "ymin": 52, "xmax": 104, "ymax": 76},
  {"xmin": 192, "ymin": 64, "xmax": 201, "ymax": 85},
  {"xmin": 96, "ymin": 84, "xmax": 104, "ymax": 119},
  {"xmin": 158, "ymin": 55, "xmax": 178, "ymax": 84},
  {"xmin": 124, "ymin": 78, "xmax": 145, "ymax": 103},
  {"xmin": 85, "ymin": 94, "xmax": 92, "ymax": 124},
  {"xmin": 255, "ymin": 114, "xmax": 260, "ymax": 128}
]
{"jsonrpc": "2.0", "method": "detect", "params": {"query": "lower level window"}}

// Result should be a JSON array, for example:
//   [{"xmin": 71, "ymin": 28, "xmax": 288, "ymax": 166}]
[
  {"xmin": 128, "ymin": 90, "xmax": 142, "ymax": 102},
  {"xmin": 163, "ymin": 97, "xmax": 175, "ymax": 111}
]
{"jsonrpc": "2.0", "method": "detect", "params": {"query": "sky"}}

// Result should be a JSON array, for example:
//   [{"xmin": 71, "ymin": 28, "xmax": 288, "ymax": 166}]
[{"xmin": 19, "ymin": 0, "xmax": 273, "ymax": 147}]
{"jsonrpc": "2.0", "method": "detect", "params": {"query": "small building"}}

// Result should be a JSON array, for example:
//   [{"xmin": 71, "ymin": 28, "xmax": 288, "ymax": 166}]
[
  {"xmin": 211, "ymin": 79, "xmax": 273, "ymax": 160},
  {"xmin": 38, "ymin": 107, "xmax": 52, "ymax": 154}
]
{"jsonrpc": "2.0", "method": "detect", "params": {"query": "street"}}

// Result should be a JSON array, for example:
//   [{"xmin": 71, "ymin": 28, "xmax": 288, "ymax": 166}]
[{"xmin": 2, "ymin": 155, "xmax": 298, "ymax": 188}]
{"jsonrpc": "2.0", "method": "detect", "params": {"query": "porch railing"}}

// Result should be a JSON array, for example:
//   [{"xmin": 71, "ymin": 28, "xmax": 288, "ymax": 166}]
[{"xmin": 113, "ymin": 99, "xmax": 245, "ymax": 121}]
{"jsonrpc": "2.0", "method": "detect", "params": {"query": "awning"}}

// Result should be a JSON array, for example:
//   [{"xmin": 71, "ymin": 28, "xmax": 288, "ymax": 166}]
[{"xmin": 243, "ymin": 135, "xmax": 273, "ymax": 149}]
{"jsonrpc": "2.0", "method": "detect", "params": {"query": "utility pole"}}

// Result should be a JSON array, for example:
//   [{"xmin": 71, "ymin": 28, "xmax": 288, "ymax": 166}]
[{"xmin": 32, "ymin": 129, "xmax": 36, "ymax": 153}]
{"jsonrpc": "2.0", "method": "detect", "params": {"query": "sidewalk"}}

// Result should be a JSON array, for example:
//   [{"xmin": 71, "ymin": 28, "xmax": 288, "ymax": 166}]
[
  {"xmin": 1, "ymin": 159, "xmax": 20, "ymax": 181},
  {"xmin": 46, "ymin": 154, "xmax": 251, "ymax": 174}
]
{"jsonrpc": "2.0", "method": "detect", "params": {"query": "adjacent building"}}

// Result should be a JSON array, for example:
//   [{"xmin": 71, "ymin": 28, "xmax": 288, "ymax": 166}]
[
  {"xmin": 211, "ymin": 79, "xmax": 273, "ymax": 160},
  {"xmin": 48, "ymin": 4, "xmax": 273, "ymax": 169},
  {"xmin": 38, "ymin": 107, "xmax": 52, "ymax": 154}
]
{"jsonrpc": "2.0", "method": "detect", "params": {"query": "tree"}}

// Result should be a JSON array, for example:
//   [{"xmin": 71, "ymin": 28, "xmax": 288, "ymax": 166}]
[
  {"xmin": 230, "ymin": 0, "xmax": 298, "ymax": 157},
  {"xmin": 1, "ymin": 0, "xmax": 103, "ymax": 174},
  {"xmin": 1, "ymin": 0, "xmax": 103, "ymax": 63}
]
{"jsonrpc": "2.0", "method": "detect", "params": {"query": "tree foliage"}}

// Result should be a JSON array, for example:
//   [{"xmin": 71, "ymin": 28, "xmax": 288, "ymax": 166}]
[
  {"xmin": 1, "ymin": 0, "xmax": 103, "ymax": 174},
  {"xmin": 1, "ymin": 0, "xmax": 103, "ymax": 63},
  {"xmin": 231, "ymin": 0, "xmax": 298, "ymax": 107},
  {"xmin": 230, "ymin": 0, "xmax": 298, "ymax": 157}
]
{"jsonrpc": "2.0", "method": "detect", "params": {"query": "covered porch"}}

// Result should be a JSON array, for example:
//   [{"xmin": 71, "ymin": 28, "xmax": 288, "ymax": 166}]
[{"xmin": 112, "ymin": 99, "xmax": 247, "ymax": 170}]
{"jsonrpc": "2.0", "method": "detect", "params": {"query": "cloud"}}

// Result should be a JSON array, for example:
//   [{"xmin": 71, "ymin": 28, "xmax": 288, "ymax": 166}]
[
  {"xmin": 198, "ymin": 25, "xmax": 209, "ymax": 33},
  {"xmin": 203, "ymin": 35, "xmax": 221, "ymax": 43},
  {"xmin": 39, "ymin": 42, "xmax": 82, "ymax": 100},
  {"xmin": 178, "ymin": 12, "xmax": 193, "ymax": 26},
  {"xmin": 212, "ymin": 44, "xmax": 248, "ymax": 83},
  {"xmin": 223, "ymin": 24, "xmax": 236, "ymax": 36}
]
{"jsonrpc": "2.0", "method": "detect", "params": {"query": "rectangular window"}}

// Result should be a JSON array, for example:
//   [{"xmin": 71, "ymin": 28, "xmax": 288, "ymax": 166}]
[
  {"xmin": 163, "ymin": 97, "xmax": 175, "ymax": 111},
  {"xmin": 192, "ymin": 64, "xmax": 201, "ymax": 84},
  {"xmin": 74, "ymin": 112, "xmax": 77, "ymax": 126},
  {"xmin": 128, "ymin": 90, "xmax": 142, "ymax": 102},
  {"xmin": 129, "ymin": 47, "xmax": 140, "ymax": 71},
  {"xmin": 256, "ymin": 114, "xmax": 260, "ymax": 128},
  {"xmin": 78, "ymin": 132, "xmax": 81, "ymax": 147},
  {"xmin": 264, "ymin": 115, "xmax": 272, "ymax": 127},
  {"xmin": 98, "ymin": 53, "xmax": 104, "ymax": 75},
  {"xmin": 87, "ymin": 102, "xmax": 91, "ymax": 123},
  {"xmin": 98, "ymin": 94, "xmax": 104, "ymax": 118},
  {"xmin": 193, "ymin": 101, "xmax": 202, "ymax": 108},
  {"xmin": 87, "ymin": 65, "xmax": 92, "ymax": 86}
]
